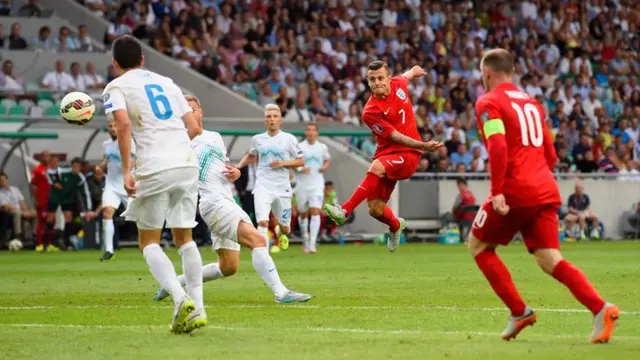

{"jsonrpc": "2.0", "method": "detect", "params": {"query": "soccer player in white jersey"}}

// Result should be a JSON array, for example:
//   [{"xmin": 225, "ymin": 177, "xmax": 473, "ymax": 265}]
[
  {"xmin": 236, "ymin": 104, "xmax": 304, "ymax": 253},
  {"xmin": 96, "ymin": 120, "xmax": 135, "ymax": 262},
  {"xmin": 153, "ymin": 96, "xmax": 311, "ymax": 303},
  {"xmin": 295, "ymin": 123, "xmax": 331, "ymax": 254},
  {"xmin": 102, "ymin": 36, "xmax": 206, "ymax": 334}
]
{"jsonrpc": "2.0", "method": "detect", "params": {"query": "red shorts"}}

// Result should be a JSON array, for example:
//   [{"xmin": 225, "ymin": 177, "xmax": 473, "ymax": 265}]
[
  {"xmin": 368, "ymin": 152, "xmax": 420, "ymax": 202},
  {"xmin": 471, "ymin": 199, "xmax": 560, "ymax": 253}
]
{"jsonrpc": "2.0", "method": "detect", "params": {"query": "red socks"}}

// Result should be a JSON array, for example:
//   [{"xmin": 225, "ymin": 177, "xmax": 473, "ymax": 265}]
[
  {"xmin": 475, "ymin": 249, "xmax": 527, "ymax": 317},
  {"xmin": 374, "ymin": 206, "xmax": 401, "ymax": 232},
  {"xmin": 342, "ymin": 172, "xmax": 381, "ymax": 215},
  {"xmin": 552, "ymin": 260, "xmax": 605, "ymax": 315}
]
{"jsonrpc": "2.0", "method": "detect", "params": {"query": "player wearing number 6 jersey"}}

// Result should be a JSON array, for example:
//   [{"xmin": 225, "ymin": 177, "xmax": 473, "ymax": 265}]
[
  {"xmin": 468, "ymin": 48, "xmax": 618, "ymax": 344},
  {"xmin": 103, "ymin": 36, "xmax": 206, "ymax": 334},
  {"xmin": 323, "ymin": 61, "xmax": 442, "ymax": 252}
]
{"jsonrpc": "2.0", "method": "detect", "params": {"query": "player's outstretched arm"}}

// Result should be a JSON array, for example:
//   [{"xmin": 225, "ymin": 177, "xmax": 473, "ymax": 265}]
[
  {"xmin": 476, "ymin": 101, "xmax": 508, "ymax": 199},
  {"xmin": 182, "ymin": 111, "xmax": 202, "ymax": 140},
  {"xmin": 401, "ymin": 66, "xmax": 427, "ymax": 80},
  {"xmin": 388, "ymin": 130, "xmax": 443, "ymax": 151},
  {"xmin": 112, "ymin": 109, "xmax": 134, "ymax": 173},
  {"xmin": 236, "ymin": 153, "xmax": 257, "ymax": 169},
  {"xmin": 542, "ymin": 125, "xmax": 558, "ymax": 171}
]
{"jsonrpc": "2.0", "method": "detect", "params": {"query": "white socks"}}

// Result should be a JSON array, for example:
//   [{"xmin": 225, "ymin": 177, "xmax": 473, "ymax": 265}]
[
  {"xmin": 251, "ymin": 247, "xmax": 288, "ymax": 298},
  {"xmin": 309, "ymin": 215, "xmax": 320, "ymax": 252},
  {"xmin": 143, "ymin": 243, "xmax": 185, "ymax": 304},
  {"xmin": 298, "ymin": 216, "xmax": 309, "ymax": 248},
  {"xmin": 258, "ymin": 225, "xmax": 269, "ymax": 247},
  {"xmin": 103, "ymin": 219, "xmax": 114, "ymax": 253},
  {"xmin": 178, "ymin": 241, "xmax": 204, "ymax": 311},
  {"xmin": 178, "ymin": 262, "xmax": 224, "ymax": 287}
]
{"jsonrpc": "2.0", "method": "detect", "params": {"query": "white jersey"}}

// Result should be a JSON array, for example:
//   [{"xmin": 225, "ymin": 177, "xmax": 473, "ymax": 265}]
[
  {"xmin": 249, "ymin": 131, "xmax": 302, "ymax": 196},
  {"xmin": 102, "ymin": 69, "xmax": 196, "ymax": 177},
  {"xmin": 103, "ymin": 138, "xmax": 136, "ymax": 193},
  {"xmin": 295, "ymin": 140, "xmax": 331, "ymax": 190},
  {"xmin": 191, "ymin": 130, "xmax": 233, "ymax": 203}
]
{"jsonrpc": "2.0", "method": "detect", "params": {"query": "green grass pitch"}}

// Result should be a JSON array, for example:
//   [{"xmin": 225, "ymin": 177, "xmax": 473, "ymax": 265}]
[{"xmin": 1, "ymin": 242, "xmax": 639, "ymax": 360}]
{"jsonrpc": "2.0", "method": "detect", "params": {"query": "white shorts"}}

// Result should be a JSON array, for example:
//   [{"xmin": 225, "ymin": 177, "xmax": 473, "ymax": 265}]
[
  {"xmin": 102, "ymin": 186, "xmax": 129, "ymax": 210},
  {"xmin": 253, "ymin": 190, "xmax": 292, "ymax": 228},
  {"xmin": 296, "ymin": 188, "xmax": 324, "ymax": 211},
  {"xmin": 122, "ymin": 167, "xmax": 199, "ymax": 230},
  {"xmin": 200, "ymin": 197, "xmax": 250, "ymax": 252}
]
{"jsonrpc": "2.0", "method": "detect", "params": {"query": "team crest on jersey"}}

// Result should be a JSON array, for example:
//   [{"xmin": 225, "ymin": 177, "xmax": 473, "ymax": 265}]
[
  {"xmin": 480, "ymin": 111, "xmax": 489, "ymax": 124},
  {"xmin": 103, "ymin": 93, "xmax": 110, "ymax": 102},
  {"xmin": 372, "ymin": 124, "xmax": 384, "ymax": 134},
  {"xmin": 395, "ymin": 88, "xmax": 407, "ymax": 101}
]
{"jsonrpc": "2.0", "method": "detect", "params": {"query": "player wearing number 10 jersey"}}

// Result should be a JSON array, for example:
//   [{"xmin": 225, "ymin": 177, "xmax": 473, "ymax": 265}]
[
  {"xmin": 468, "ymin": 48, "xmax": 618, "ymax": 344},
  {"xmin": 103, "ymin": 36, "xmax": 206, "ymax": 334}
]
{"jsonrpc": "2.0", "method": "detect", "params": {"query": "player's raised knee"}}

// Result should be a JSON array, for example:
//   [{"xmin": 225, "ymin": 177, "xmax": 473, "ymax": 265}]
[
  {"xmin": 369, "ymin": 159, "xmax": 385, "ymax": 176},
  {"xmin": 102, "ymin": 207, "xmax": 115, "ymax": 220},
  {"xmin": 367, "ymin": 200, "xmax": 385, "ymax": 218},
  {"xmin": 310, "ymin": 208, "xmax": 321, "ymax": 216}
]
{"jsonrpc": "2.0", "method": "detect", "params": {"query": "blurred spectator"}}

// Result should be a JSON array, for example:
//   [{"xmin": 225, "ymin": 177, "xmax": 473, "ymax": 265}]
[
  {"xmin": 452, "ymin": 178, "xmax": 476, "ymax": 224},
  {"xmin": 0, "ymin": 0, "xmax": 11, "ymax": 16},
  {"xmin": 31, "ymin": 25, "xmax": 53, "ymax": 51},
  {"xmin": 30, "ymin": 151, "xmax": 51, "ymax": 252},
  {"xmin": 18, "ymin": 0, "xmax": 44, "ymax": 17},
  {"xmin": 0, "ymin": 172, "xmax": 35, "ymax": 244},
  {"xmin": 41, "ymin": 60, "xmax": 76, "ymax": 97},
  {"xmin": 565, "ymin": 182, "xmax": 600, "ymax": 240},
  {"xmin": 74, "ymin": 24, "xmax": 96, "ymax": 52},
  {"xmin": 8, "ymin": 23, "xmax": 27, "ymax": 50},
  {"xmin": 0, "ymin": 60, "xmax": 23, "ymax": 98}
]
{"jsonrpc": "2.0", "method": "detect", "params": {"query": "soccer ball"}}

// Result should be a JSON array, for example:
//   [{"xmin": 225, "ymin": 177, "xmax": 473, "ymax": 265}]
[
  {"xmin": 60, "ymin": 91, "xmax": 95, "ymax": 126},
  {"xmin": 8, "ymin": 239, "xmax": 23, "ymax": 252}
]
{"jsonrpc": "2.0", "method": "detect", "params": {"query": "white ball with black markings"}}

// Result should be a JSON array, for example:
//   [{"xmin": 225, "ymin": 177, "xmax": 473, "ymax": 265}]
[{"xmin": 60, "ymin": 91, "xmax": 95, "ymax": 126}]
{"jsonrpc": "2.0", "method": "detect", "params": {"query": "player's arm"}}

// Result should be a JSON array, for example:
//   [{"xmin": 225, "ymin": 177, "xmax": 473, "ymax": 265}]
[
  {"xmin": 541, "ymin": 116, "xmax": 558, "ymax": 171},
  {"xmin": 106, "ymin": 87, "xmax": 134, "ymax": 174},
  {"xmin": 476, "ymin": 100, "xmax": 508, "ymax": 197},
  {"xmin": 97, "ymin": 157, "xmax": 107, "ymax": 171},
  {"xmin": 319, "ymin": 145, "xmax": 331, "ymax": 173},
  {"xmin": 365, "ymin": 111, "xmax": 441, "ymax": 151},
  {"xmin": 401, "ymin": 66, "xmax": 427, "ymax": 81},
  {"xmin": 279, "ymin": 136, "xmax": 305, "ymax": 168},
  {"xmin": 236, "ymin": 136, "xmax": 259, "ymax": 168},
  {"xmin": 77, "ymin": 174, "xmax": 93, "ymax": 215},
  {"xmin": 220, "ymin": 135, "xmax": 241, "ymax": 182}
]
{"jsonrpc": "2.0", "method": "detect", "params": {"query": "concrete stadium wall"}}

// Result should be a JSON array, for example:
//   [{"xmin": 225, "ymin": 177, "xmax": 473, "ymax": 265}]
[
  {"xmin": 3, "ymin": 50, "xmax": 113, "ymax": 84},
  {"xmin": 437, "ymin": 179, "xmax": 640, "ymax": 240}
]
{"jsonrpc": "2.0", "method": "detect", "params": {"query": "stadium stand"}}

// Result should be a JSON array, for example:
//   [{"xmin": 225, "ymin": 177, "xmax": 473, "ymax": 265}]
[{"xmin": 0, "ymin": 0, "xmax": 639, "ymax": 245}]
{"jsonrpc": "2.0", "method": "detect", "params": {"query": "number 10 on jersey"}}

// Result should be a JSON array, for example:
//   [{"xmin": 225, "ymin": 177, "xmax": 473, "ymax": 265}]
[{"xmin": 511, "ymin": 102, "xmax": 543, "ymax": 147}]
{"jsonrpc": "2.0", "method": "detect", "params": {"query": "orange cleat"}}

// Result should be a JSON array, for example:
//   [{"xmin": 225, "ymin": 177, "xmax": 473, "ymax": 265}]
[
  {"xmin": 591, "ymin": 303, "xmax": 620, "ymax": 344},
  {"xmin": 501, "ymin": 308, "xmax": 537, "ymax": 341}
]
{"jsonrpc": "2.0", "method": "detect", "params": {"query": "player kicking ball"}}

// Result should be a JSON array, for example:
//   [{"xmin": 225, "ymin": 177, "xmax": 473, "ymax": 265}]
[
  {"xmin": 96, "ymin": 120, "xmax": 135, "ymax": 262},
  {"xmin": 153, "ymin": 96, "xmax": 311, "ymax": 303},
  {"xmin": 324, "ymin": 61, "xmax": 442, "ymax": 252},
  {"xmin": 295, "ymin": 123, "xmax": 331, "ymax": 254},
  {"xmin": 236, "ymin": 104, "xmax": 304, "ymax": 253},
  {"xmin": 104, "ymin": 36, "xmax": 206, "ymax": 334},
  {"xmin": 468, "ymin": 48, "xmax": 618, "ymax": 343}
]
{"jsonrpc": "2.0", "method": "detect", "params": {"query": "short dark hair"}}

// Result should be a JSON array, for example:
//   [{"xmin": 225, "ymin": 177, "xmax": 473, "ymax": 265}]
[
  {"xmin": 112, "ymin": 35, "xmax": 143, "ymax": 70},
  {"xmin": 481, "ymin": 48, "xmax": 514, "ymax": 75},
  {"xmin": 71, "ymin": 157, "xmax": 83, "ymax": 165},
  {"xmin": 306, "ymin": 123, "xmax": 318, "ymax": 130},
  {"xmin": 456, "ymin": 178, "xmax": 467, "ymax": 186},
  {"xmin": 325, "ymin": 181, "xmax": 334, "ymax": 187},
  {"xmin": 0, "ymin": 172, "xmax": 7, "ymax": 179},
  {"xmin": 367, "ymin": 60, "xmax": 389, "ymax": 72}
]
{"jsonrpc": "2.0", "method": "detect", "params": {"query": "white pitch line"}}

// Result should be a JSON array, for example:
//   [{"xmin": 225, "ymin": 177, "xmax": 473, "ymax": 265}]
[
  {"xmin": 1, "ymin": 304, "xmax": 639, "ymax": 315},
  {"xmin": 5, "ymin": 323, "xmax": 640, "ymax": 340}
]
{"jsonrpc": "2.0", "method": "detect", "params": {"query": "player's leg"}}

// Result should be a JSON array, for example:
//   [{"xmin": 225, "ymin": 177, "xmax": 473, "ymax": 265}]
[
  {"xmin": 522, "ymin": 205, "xmax": 618, "ymax": 343},
  {"xmin": 128, "ymin": 178, "xmax": 195, "ymax": 334},
  {"xmin": 467, "ymin": 204, "xmax": 533, "ymax": 341},
  {"xmin": 44, "ymin": 201, "xmax": 59, "ymax": 252},
  {"xmin": 254, "ymin": 190, "xmax": 273, "ymax": 248},
  {"xmin": 297, "ymin": 191, "xmax": 310, "ymax": 252},
  {"xmin": 324, "ymin": 159, "xmax": 386, "ymax": 225},
  {"xmin": 563, "ymin": 213, "xmax": 577, "ymax": 237},
  {"xmin": 61, "ymin": 205, "xmax": 75, "ymax": 250},
  {"xmin": 272, "ymin": 195, "xmax": 292, "ymax": 251},
  {"xmin": 307, "ymin": 190, "xmax": 323, "ymax": 254},
  {"xmin": 236, "ymin": 219, "xmax": 311, "ymax": 303},
  {"xmin": 166, "ymin": 172, "xmax": 206, "ymax": 333},
  {"xmin": 35, "ymin": 207, "xmax": 46, "ymax": 252},
  {"xmin": 586, "ymin": 210, "xmax": 601, "ymax": 239},
  {"xmin": 366, "ymin": 180, "xmax": 405, "ymax": 252},
  {"xmin": 100, "ymin": 189, "xmax": 122, "ymax": 261}
]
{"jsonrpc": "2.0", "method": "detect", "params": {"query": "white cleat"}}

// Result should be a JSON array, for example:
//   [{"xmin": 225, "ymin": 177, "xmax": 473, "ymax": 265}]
[
  {"xmin": 275, "ymin": 290, "xmax": 312, "ymax": 303},
  {"xmin": 387, "ymin": 218, "xmax": 406, "ymax": 252},
  {"xmin": 170, "ymin": 295, "xmax": 196, "ymax": 334}
]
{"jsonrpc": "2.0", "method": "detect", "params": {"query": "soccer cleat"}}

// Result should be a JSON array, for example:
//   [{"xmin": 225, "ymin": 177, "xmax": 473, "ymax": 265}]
[
  {"xmin": 387, "ymin": 218, "xmax": 406, "ymax": 253},
  {"xmin": 153, "ymin": 287, "xmax": 170, "ymax": 302},
  {"xmin": 46, "ymin": 244, "xmax": 60, "ymax": 253},
  {"xmin": 275, "ymin": 290, "xmax": 312, "ymax": 303},
  {"xmin": 591, "ymin": 303, "xmax": 620, "ymax": 344},
  {"xmin": 276, "ymin": 226, "xmax": 289, "ymax": 251},
  {"xmin": 302, "ymin": 247, "xmax": 309, "ymax": 254},
  {"xmin": 170, "ymin": 295, "xmax": 196, "ymax": 334},
  {"xmin": 270, "ymin": 246, "xmax": 281, "ymax": 254},
  {"xmin": 501, "ymin": 308, "xmax": 537, "ymax": 341},
  {"xmin": 99, "ymin": 251, "xmax": 114, "ymax": 262},
  {"xmin": 35, "ymin": 245, "xmax": 44, "ymax": 253},
  {"xmin": 183, "ymin": 308, "xmax": 208, "ymax": 334},
  {"xmin": 323, "ymin": 204, "xmax": 347, "ymax": 226}
]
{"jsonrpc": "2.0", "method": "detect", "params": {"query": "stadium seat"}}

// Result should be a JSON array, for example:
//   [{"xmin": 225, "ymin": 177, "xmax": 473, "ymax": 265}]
[
  {"xmin": 8, "ymin": 105, "xmax": 26, "ymax": 115},
  {"xmin": 37, "ymin": 99, "xmax": 54, "ymax": 109},
  {"xmin": 0, "ymin": 99, "xmax": 16, "ymax": 109},
  {"xmin": 18, "ymin": 99, "xmax": 35, "ymax": 111},
  {"xmin": 44, "ymin": 105, "xmax": 60, "ymax": 117}
]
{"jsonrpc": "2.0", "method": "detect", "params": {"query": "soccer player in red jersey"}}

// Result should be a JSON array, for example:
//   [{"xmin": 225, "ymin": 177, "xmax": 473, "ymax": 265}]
[
  {"xmin": 324, "ymin": 61, "xmax": 442, "ymax": 252},
  {"xmin": 30, "ymin": 151, "xmax": 51, "ymax": 252},
  {"xmin": 469, "ymin": 49, "xmax": 618, "ymax": 343}
]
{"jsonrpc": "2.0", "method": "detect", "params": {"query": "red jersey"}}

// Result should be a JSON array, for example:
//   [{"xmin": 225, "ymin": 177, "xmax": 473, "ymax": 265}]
[
  {"xmin": 31, "ymin": 164, "xmax": 50, "ymax": 207},
  {"xmin": 475, "ymin": 82, "xmax": 560, "ymax": 208},
  {"xmin": 362, "ymin": 76, "xmax": 422, "ymax": 159}
]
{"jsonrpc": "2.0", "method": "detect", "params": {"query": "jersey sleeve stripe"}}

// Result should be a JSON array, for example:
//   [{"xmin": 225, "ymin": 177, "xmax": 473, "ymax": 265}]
[{"xmin": 483, "ymin": 119, "xmax": 506, "ymax": 138}]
